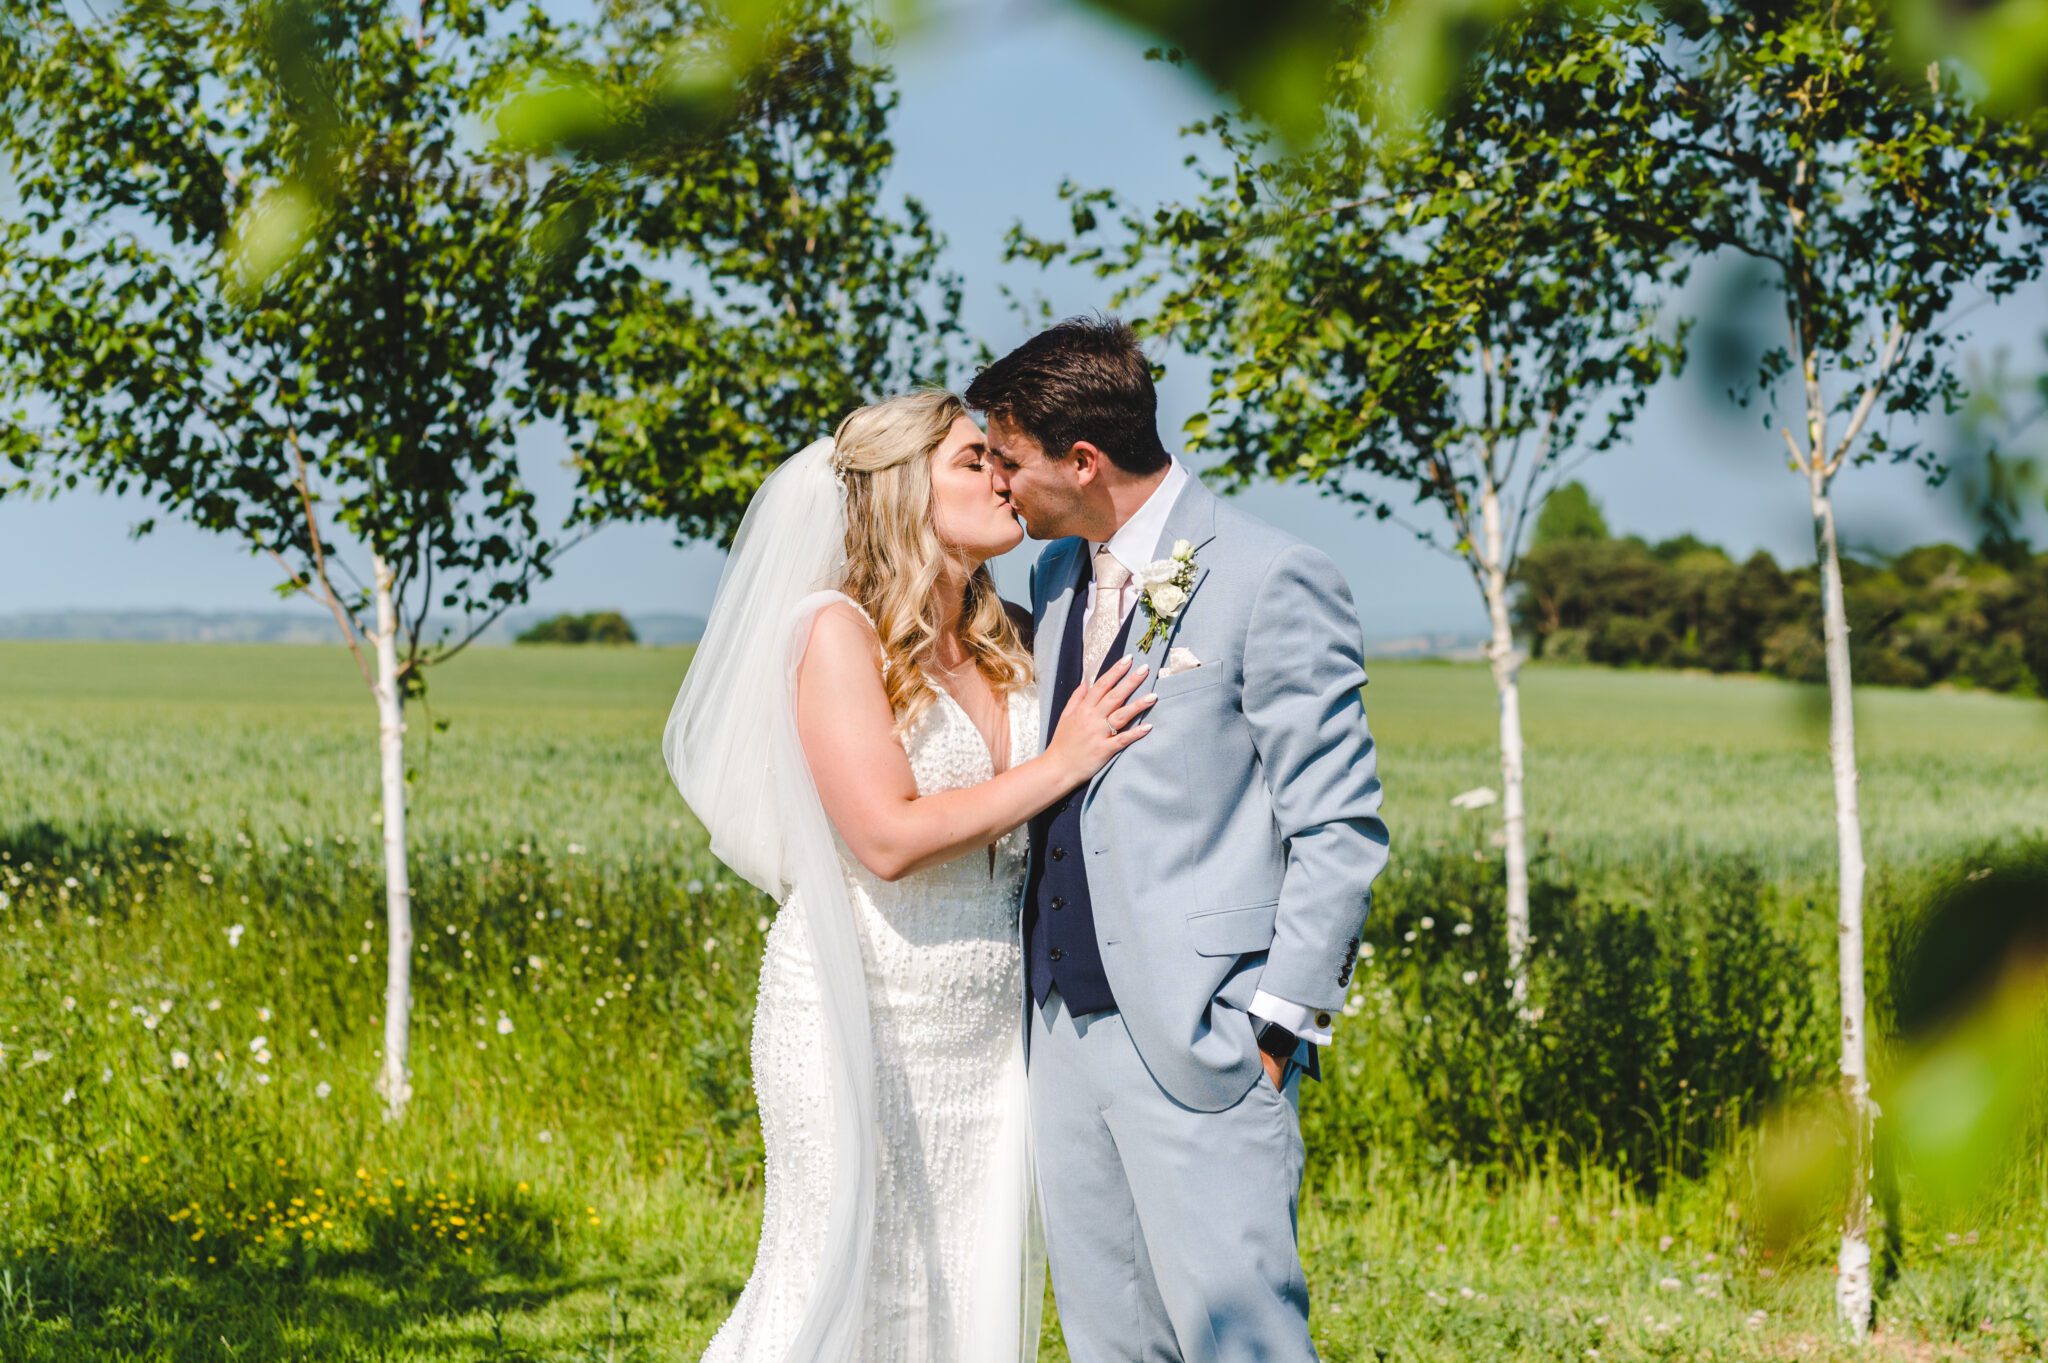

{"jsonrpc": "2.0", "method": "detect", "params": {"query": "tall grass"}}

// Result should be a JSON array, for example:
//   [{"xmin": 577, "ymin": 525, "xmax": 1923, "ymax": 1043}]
[{"xmin": 3, "ymin": 642, "xmax": 2045, "ymax": 1360}]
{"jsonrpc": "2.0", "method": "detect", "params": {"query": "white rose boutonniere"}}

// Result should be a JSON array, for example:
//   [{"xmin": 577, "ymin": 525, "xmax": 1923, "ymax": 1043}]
[{"xmin": 1134, "ymin": 537, "xmax": 1205, "ymax": 651}]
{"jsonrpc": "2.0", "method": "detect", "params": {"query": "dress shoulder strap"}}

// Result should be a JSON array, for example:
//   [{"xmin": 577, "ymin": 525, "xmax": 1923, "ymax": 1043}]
[
  {"xmin": 814, "ymin": 590, "xmax": 889, "ymax": 676},
  {"xmin": 840, "ymin": 594, "xmax": 877, "ymax": 630}
]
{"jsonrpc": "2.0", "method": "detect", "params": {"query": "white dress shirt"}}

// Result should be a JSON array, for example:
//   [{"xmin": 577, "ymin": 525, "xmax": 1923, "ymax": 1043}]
[{"xmin": 1081, "ymin": 458, "xmax": 1333, "ymax": 1051}]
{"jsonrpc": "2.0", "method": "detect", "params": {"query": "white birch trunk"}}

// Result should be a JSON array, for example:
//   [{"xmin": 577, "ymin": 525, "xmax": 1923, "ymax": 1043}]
[
  {"xmin": 370, "ymin": 553, "xmax": 416, "ymax": 1121},
  {"xmin": 1811, "ymin": 473, "xmax": 1873, "ymax": 1339},
  {"xmin": 1478, "ymin": 478, "xmax": 1532, "ymax": 1002}
]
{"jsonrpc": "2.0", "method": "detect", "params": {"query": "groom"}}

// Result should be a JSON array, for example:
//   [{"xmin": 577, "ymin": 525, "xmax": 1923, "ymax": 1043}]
[{"xmin": 969, "ymin": 317, "xmax": 1390, "ymax": 1363}]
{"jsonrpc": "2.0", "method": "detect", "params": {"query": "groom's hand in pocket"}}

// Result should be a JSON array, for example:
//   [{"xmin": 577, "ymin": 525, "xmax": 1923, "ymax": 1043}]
[
  {"xmin": 1255, "ymin": 1019, "xmax": 1296, "ymax": 1090},
  {"xmin": 1260, "ymin": 1048, "xmax": 1287, "ymax": 1092}
]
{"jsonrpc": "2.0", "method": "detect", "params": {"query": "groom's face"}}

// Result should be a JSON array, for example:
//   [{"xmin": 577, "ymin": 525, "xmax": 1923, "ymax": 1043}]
[{"xmin": 985, "ymin": 414, "xmax": 1088, "ymax": 541}]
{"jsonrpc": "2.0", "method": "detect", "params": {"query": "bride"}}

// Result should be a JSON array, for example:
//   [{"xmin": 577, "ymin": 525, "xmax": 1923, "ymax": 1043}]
[{"xmin": 664, "ymin": 390, "xmax": 1155, "ymax": 1362}]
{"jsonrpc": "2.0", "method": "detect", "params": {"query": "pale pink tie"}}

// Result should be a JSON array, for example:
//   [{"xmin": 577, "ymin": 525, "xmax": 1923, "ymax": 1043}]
[{"xmin": 1083, "ymin": 546, "xmax": 1133, "ymax": 681}]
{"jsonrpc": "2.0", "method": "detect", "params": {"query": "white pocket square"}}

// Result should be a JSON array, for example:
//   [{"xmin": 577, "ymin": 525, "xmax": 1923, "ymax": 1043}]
[{"xmin": 1161, "ymin": 647, "xmax": 1204, "ymax": 677}]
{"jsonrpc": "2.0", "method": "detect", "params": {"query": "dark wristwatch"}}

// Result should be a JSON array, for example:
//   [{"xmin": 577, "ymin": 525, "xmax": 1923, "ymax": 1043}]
[{"xmin": 1255, "ymin": 1020, "xmax": 1297, "ymax": 1060}]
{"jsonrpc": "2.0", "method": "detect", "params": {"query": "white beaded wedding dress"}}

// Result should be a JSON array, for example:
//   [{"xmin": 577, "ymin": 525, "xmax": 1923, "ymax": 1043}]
[
  {"xmin": 664, "ymin": 440, "xmax": 1044, "ymax": 1363},
  {"xmin": 701, "ymin": 670, "xmax": 1042, "ymax": 1363}
]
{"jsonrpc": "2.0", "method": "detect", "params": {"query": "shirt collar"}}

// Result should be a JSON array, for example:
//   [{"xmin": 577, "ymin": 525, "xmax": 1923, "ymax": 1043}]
[{"xmin": 1091, "ymin": 458, "xmax": 1189, "ymax": 574}]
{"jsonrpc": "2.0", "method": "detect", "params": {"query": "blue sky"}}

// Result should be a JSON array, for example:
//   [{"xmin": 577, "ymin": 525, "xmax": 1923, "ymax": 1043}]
[{"xmin": 2, "ymin": 0, "xmax": 2043, "ymax": 637}]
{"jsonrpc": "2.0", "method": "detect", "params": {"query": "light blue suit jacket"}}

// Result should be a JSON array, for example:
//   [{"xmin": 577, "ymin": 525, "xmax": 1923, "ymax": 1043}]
[{"xmin": 1028, "ymin": 475, "xmax": 1390, "ymax": 1112}]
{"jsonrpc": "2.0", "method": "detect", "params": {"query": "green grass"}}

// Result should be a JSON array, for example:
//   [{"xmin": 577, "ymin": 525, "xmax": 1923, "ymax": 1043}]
[
  {"xmin": 3, "ymin": 641, "xmax": 2045, "ymax": 1361},
  {"xmin": 6, "ymin": 640, "xmax": 2045, "ymax": 866}
]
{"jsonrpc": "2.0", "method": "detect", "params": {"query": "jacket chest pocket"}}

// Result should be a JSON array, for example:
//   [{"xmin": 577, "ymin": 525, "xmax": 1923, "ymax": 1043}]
[{"xmin": 1149, "ymin": 664, "xmax": 1227, "ymax": 701}]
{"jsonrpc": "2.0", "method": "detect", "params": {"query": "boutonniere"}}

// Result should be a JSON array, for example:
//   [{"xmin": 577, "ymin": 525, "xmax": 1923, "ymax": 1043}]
[{"xmin": 1134, "ymin": 537, "xmax": 1207, "ymax": 651}]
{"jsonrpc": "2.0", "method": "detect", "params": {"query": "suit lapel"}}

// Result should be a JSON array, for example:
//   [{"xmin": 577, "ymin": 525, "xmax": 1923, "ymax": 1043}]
[
  {"xmin": 1036, "ymin": 539, "xmax": 1085, "ymax": 738},
  {"xmin": 1085, "ymin": 476, "xmax": 1220, "ymax": 798},
  {"xmin": 1130, "ymin": 476, "xmax": 1219, "ymax": 683}
]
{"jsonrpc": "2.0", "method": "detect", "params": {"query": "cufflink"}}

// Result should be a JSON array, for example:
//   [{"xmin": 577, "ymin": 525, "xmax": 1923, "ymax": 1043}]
[{"xmin": 1315, "ymin": 1011, "xmax": 1332, "ymax": 1029}]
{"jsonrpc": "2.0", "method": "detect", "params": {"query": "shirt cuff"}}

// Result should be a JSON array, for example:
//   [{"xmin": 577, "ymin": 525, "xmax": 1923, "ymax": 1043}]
[{"xmin": 1249, "ymin": 990, "xmax": 1333, "ymax": 1047}]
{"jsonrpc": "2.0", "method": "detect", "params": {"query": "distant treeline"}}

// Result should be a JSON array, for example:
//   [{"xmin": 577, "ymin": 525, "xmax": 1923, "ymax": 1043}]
[
  {"xmin": 515, "ymin": 612, "xmax": 639, "ymax": 645},
  {"xmin": 1512, "ymin": 485, "xmax": 2048, "ymax": 696}
]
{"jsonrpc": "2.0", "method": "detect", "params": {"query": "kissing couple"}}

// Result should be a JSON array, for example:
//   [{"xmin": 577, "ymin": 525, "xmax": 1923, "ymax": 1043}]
[{"xmin": 666, "ymin": 317, "xmax": 1390, "ymax": 1363}]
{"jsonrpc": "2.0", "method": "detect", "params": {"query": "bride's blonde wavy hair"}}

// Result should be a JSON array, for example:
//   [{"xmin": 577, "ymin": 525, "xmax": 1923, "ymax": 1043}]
[{"xmin": 833, "ymin": 390, "xmax": 1032, "ymax": 734}]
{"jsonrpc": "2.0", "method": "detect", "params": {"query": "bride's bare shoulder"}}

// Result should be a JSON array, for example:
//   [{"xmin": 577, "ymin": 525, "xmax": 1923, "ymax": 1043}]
[
  {"xmin": 812, "ymin": 596, "xmax": 874, "ymax": 633},
  {"xmin": 804, "ymin": 599, "xmax": 886, "ymax": 678}
]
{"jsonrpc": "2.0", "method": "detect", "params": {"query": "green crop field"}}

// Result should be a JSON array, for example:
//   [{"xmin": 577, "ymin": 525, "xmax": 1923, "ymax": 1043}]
[{"xmin": 3, "ymin": 641, "xmax": 2045, "ymax": 1362}]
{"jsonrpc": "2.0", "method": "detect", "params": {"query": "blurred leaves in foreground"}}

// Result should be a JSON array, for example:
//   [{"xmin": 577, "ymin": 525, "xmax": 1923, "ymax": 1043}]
[
  {"xmin": 1076, "ymin": 0, "xmax": 2048, "ymax": 133},
  {"xmin": 1760, "ymin": 850, "xmax": 2048, "ymax": 1240},
  {"xmin": 1895, "ymin": 0, "xmax": 2048, "ymax": 115},
  {"xmin": 1886, "ymin": 853, "xmax": 2048, "ymax": 1214}
]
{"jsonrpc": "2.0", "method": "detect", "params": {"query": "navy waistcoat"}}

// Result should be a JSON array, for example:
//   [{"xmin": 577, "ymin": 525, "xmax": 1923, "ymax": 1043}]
[{"xmin": 1025, "ymin": 569, "xmax": 1135, "ymax": 1015}]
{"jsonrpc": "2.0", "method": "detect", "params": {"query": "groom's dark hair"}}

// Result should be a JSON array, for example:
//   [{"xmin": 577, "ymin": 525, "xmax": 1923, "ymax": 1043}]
[{"xmin": 965, "ymin": 316, "xmax": 1171, "ymax": 475}]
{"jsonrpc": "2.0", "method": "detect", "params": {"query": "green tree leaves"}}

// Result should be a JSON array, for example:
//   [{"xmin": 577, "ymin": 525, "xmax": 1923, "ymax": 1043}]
[
  {"xmin": 1018, "ymin": 10, "xmax": 1688, "ymax": 572},
  {"xmin": 0, "ymin": 0, "xmax": 955, "ymax": 667}
]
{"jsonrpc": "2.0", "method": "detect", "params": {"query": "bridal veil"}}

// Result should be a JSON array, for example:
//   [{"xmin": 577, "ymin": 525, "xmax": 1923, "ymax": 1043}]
[{"xmin": 662, "ymin": 436, "xmax": 1041, "ymax": 1363}]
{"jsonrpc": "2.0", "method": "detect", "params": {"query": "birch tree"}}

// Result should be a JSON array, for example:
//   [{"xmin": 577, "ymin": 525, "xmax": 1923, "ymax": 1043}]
[
  {"xmin": 1622, "ymin": 0, "xmax": 2048, "ymax": 1334},
  {"xmin": 0, "ymin": 0, "xmax": 953, "ymax": 1118},
  {"xmin": 1016, "ymin": 13, "xmax": 1687, "ymax": 996}
]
